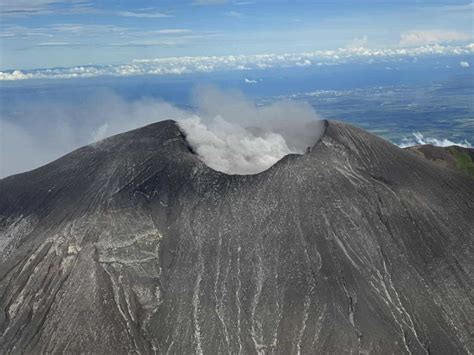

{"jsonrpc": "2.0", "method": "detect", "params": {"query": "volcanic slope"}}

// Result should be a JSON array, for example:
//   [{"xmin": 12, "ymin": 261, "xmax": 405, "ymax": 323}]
[{"xmin": 0, "ymin": 120, "xmax": 473, "ymax": 354}]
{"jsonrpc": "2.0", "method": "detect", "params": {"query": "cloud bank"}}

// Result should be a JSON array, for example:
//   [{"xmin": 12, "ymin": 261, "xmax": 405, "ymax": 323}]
[
  {"xmin": 0, "ymin": 87, "xmax": 324, "ymax": 177},
  {"xmin": 398, "ymin": 132, "xmax": 472, "ymax": 148},
  {"xmin": 1, "ymin": 43, "xmax": 473, "ymax": 81}
]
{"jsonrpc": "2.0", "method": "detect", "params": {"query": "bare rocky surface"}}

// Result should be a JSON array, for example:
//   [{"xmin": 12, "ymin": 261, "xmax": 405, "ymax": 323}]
[{"xmin": 0, "ymin": 120, "xmax": 473, "ymax": 354}]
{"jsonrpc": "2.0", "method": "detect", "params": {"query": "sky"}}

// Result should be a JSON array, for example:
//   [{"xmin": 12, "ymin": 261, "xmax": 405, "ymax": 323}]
[{"xmin": 0, "ymin": 0, "xmax": 473, "ymax": 71}]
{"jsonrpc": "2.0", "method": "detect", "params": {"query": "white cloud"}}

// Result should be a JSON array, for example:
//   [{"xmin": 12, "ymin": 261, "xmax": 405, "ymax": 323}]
[
  {"xmin": 399, "ymin": 30, "xmax": 470, "ymax": 46},
  {"xmin": 0, "ymin": 0, "xmax": 58, "ymax": 12},
  {"xmin": 36, "ymin": 42, "xmax": 73, "ymax": 46},
  {"xmin": 0, "ymin": 1, "xmax": 173, "ymax": 18},
  {"xmin": 0, "ymin": 24, "xmax": 196, "ymax": 49},
  {"xmin": 244, "ymin": 78, "xmax": 257, "ymax": 84},
  {"xmin": 193, "ymin": 0, "xmax": 228, "ymax": 5},
  {"xmin": 0, "ymin": 70, "xmax": 33, "ymax": 80},
  {"xmin": 150, "ymin": 29, "xmax": 191, "ymax": 35},
  {"xmin": 296, "ymin": 59, "xmax": 312, "ymax": 67},
  {"xmin": 398, "ymin": 132, "xmax": 472, "ymax": 148},
  {"xmin": 50, "ymin": 23, "xmax": 126, "ymax": 34},
  {"xmin": 115, "ymin": 11, "xmax": 172, "ymax": 18},
  {"xmin": 0, "ymin": 0, "xmax": 92, "ymax": 17},
  {"xmin": 225, "ymin": 11, "xmax": 243, "ymax": 18},
  {"xmin": 460, "ymin": 61, "xmax": 470, "ymax": 67},
  {"xmin": 1, "ymin": 43, "xmax": 473, "ymax": 81}
]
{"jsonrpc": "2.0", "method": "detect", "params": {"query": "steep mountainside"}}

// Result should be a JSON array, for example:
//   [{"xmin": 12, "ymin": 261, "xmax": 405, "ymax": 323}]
[{"xmin": 0, "ymin": 120, "xmax": 473, "ymax": 354}]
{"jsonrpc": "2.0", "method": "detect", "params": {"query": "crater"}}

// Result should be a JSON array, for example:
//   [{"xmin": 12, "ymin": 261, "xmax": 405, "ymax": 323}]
[{"xmin": 178, "ymin": 118, "xmax": 327, "ymax": 175}]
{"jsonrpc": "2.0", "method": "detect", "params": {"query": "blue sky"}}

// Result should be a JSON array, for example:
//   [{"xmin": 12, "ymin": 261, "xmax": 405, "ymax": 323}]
[{"xmin": 0, "ymin": 0, "xmax": 473, "ymax": 70}]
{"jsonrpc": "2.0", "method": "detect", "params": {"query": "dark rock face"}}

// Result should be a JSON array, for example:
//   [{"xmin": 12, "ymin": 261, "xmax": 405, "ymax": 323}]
[{"xmin": 0, "ymin": 120, "xmax": 473, "ymax": 354}]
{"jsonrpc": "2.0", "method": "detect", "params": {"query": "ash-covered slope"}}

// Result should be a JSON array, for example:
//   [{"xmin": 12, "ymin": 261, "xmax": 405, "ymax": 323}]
[{"xmin": 0, "ymin": 120, "xmax": 473, "ymax": 354}]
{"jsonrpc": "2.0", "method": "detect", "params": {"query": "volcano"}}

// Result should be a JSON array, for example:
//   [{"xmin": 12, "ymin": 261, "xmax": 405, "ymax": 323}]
[{"xmin": 0, "ymin": 120, "xmax": 472, "ymax": 354}]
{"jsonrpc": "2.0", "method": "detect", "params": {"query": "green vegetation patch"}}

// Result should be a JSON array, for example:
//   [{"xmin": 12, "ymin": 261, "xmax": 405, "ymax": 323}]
[{"xmin": 449, "ymin": 148, "xmax": 474, "ymax": 177}]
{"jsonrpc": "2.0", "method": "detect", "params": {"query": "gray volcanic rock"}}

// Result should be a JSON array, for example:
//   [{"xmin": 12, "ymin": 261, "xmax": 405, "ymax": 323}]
[{"xmin": 0, "ymin": 120, "xmax": 473, "ymax": 354}]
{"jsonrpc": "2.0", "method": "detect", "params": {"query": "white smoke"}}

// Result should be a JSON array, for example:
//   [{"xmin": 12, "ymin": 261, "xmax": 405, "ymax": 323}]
[
  {"xmin": 398, "ymin": 132, "xmax": 472, "ymax": 148},
  {"xmin": 179, "ymin": 116, "xmax": 295, "ymax": 175},
  {"xmin": 0, "ymin": 87, "xmax": 324, "ymax": 177},
  {"xmin": 179, "ymin": 86, "xmax": 324, "ymax": 174}
]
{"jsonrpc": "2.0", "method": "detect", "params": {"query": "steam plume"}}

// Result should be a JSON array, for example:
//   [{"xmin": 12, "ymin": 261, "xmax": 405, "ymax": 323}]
[
  {"xmin": 179, "ymin": 86, "xmax": 324, "ymax": 174},
  {"xmin": 0, "ymin": 87, "xmax": 324, "ymax": 177}
]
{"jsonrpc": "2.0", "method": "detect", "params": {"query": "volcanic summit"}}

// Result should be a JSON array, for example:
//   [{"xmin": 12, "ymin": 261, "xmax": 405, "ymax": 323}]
[{"xmin": 0, "ymin": 120, "xmax": 473, "ymax": 354}]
